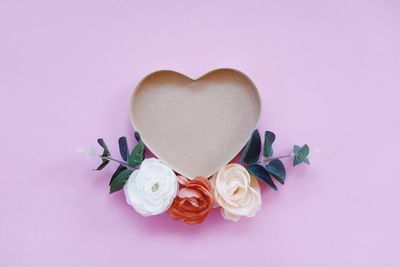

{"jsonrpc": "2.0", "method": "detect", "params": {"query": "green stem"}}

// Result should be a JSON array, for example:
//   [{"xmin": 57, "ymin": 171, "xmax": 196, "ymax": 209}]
[
  {"xmin": 262, "ymin": 153, "xmax": 292, "ymax": 164},
  {"xmin": 101, "ymin": 156, "xmax": 136, "ymax": 171}
]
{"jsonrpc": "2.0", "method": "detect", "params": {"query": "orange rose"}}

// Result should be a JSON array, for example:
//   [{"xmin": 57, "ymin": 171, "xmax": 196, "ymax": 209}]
[{"xmin": 168, "ymin": 176, "xmax": 214, "ymax": 225}]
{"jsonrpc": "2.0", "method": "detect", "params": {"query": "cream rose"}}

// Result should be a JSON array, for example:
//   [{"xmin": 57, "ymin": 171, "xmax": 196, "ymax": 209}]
[
  {"xmin": 211, "ymin": 163, "xmax": 262, "ymax": 221},
  {"xmin": 124, "ymin": 158, "xmax": 178, "ymax": 216}
]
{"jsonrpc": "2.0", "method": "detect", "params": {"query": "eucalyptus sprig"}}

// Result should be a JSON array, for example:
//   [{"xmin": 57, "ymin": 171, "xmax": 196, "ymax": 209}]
[
  {"xmin": 94, "ymin": 132, "xmax": 145, "ymax": 193},
  {"xmin": 93, "ymin": 129, "xmax": 310, "ymax": 193},
  {"xmin": 240, "ymin": 129, "xmax": 310, "ymax": 191}
]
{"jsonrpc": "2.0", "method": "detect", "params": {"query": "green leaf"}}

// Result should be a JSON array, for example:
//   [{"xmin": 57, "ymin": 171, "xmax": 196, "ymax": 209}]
[
  {"xmin": 109, "ymin": 165, "xmax": 126, "ymax": 185},
  {"xmin": 118, "ymin": 136, "xmax": 128, "ymax": 161},
  {"xmin": 293, "ymin": 145, "xmax": 301, "ymax": 153},
  {"xmin": 265, "ymin": 159, "xmax": 286, "ymax": 184},
  {"xmin": 109, "ymin": 169, "xmax": 132, "ymax": 193},
  {"xmin": 240, "ymin": 129, "xmax": 261, "ymax": 165},
  {"xmin": 263, "ymin": 131, "xmax": 276, "ymax": 157},
  {"xmin": 94, "ymin": 159, "xmax": 109, "ymax": 171},
  {"xmin": 97, "ymin": 138, "xmax": 110, "ymax": 157},
  {"xmin": 293, "ymin": 144, "xmax": 310, "ymax": 166},
  {"xmin": 134, "ymin": 131, "xmax": 141, "ymax": 142},
  {"xmin": 246, "ymin": 164, "xmax": 278, "ymax": 191},
  {"xmin": 127, "ymin": 140, "xmax": 144, "ymax": 167}
]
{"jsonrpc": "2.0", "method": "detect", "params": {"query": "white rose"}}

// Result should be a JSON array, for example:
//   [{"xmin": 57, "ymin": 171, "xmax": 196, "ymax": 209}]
[
  {"xmin": 211, "ymin": 163, "xmax": 262, "ymax": 221},
  {"xmin": 124, "ymin": 158, "xmax": 178, "ymax": 216}
]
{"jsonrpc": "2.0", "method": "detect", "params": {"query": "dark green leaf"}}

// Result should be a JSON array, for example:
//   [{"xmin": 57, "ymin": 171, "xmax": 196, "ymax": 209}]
[
  {"xmin": 263, "ymin": 131, "xmax": 276, "ymax": 157},
  {"xmin": 134, "ymin": 131, "xmax": 141, "ymax": 142},
  {"xmin": 109, "ymin": 169, "xmax": 132, "ymax": 193},
  {"xmin": 293, "ymin": 144, "xmax": 310, "ymax": 166},
  {"xmin": 94, "ymin": 159, "xmax": 109, "ymax": 171},
  {"xmin": 240, "ymin": 129, "xmax": 261, "ymax": 165},
  {"xmin": 127, "ymin": 140, "xmax": 144, "ymax": 167},
  {"xmin": 97, "ymin": 138, "xmax": 110, "ymax": 157},
  {"xmin": 118, "ymin": 136, "xmax": 128, "ymax": 161},
  {"xmin": 265, "ymin": 159, "xmax": 286, "ymax": 184},
  {"xmin": 134, "ymin": 131, "xmax": 147, "ymax": 155},
  {"xmin": 246, "ymin": 164, "xmax": 278, "ymax": 191},
  {"xmin": 109, "ymin": 165, "xmax": 127, "ymax": 185}
]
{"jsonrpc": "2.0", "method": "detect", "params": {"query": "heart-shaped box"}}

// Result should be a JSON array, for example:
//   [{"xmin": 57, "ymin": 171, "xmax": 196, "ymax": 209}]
[{"xmin": 129, "ymin": 68, "xmax": 261, "ymax": 179}]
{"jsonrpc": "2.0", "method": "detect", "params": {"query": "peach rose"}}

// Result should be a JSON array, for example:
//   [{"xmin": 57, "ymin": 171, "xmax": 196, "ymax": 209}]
[
  {"xmin": 168, "ymin": 176, "xmax": 214, "ymax": 225},
  {"xmin": 211, "ymin": 163, "xmax": 261, "ymax": 221}
]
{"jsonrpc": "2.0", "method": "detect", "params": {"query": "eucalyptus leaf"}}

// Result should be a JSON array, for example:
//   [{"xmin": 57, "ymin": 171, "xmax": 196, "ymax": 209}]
[
  {"xmin": 134, "ymin": 131, "xmax": 147, "ymax": 155},
  {"xmin": 293, "ymin": 144, "xmax": 310, "ymax": 166},
  {"xmin": 109, "ymin": 169, "xmax": 132, "ymax": 193},
  {"xmin": 97, "ymin": 138, "xmax": 110, "ymax": 157},
  {"xmin": 263, "ymin": 131, "xmax": 276, "ymax": 157},
  {"xmin": 118, "ymin": 136, "xmax": 128, "ymax": 161},
  {"xmin": 134, "ymin": 131, "xmax": 141, "ymax": 142},
  {"xmin": 94, "ymin": 159, "xmax": 109, "ymax": 171},
  {"xmin": 265, "ymin": 159, "xmax": 286, "ymax": 184},
  {"xmin": 246, "ymin": 164, "xmax": 278, "ymax": 191},
  {"xmin": 109, "ymin": 165, "xmax": 127, "ymax": 185},
  {"xmin": 127, "ymin": 140, "xmax": 145, "ymax": 167},
  {"xmin": 293, "ymin": 145, "xmax": 301, "ymax": 153},
  {"xmin": 240, "ymin": 129, "xmax": 261, "ymax": 165}
]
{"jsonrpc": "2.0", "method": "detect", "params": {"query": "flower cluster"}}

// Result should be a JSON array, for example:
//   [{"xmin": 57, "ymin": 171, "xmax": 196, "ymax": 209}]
[
  {"xmin": 122, "ymin": 158, "xmax": 261, "ymax": 223},
  {"xmin": 89, "ymin": 130, "xmax": 311, "ymax": 225}
]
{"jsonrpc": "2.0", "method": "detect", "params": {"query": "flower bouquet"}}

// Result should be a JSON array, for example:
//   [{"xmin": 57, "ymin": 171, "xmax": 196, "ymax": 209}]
[{"xmin": 81, "ymin": 69, "xmax": 312, "ymax": 225}]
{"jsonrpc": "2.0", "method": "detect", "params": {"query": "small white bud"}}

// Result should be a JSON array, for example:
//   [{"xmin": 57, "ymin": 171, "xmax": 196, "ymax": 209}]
[{"xmin": 75, "ymin": 146, "xmax": 98, "ymax": 161}]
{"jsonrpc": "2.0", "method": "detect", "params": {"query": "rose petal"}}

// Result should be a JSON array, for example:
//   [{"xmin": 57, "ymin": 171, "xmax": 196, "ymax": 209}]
[
  {"xmin": 177, "ymin": 175, "xmax": 189, "ymax": 185},
  {"xmin": 178, "ymin": 188, "xmax": 201, "ymax": 199},
  {"xmin": 221, "ymin": 208, "xmax": 241, "ymax": 222}
]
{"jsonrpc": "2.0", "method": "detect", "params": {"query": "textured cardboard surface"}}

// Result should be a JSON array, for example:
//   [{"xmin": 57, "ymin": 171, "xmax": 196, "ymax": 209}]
[{"xmin": 130, "ymin": 69, "xmax": 261, "ymax": 178}]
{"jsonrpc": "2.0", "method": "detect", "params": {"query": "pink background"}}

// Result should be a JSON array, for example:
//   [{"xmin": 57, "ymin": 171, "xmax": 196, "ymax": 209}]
[{"xmin": 1, "ymin": 0, "xmax": 399, "ymax": 266}]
